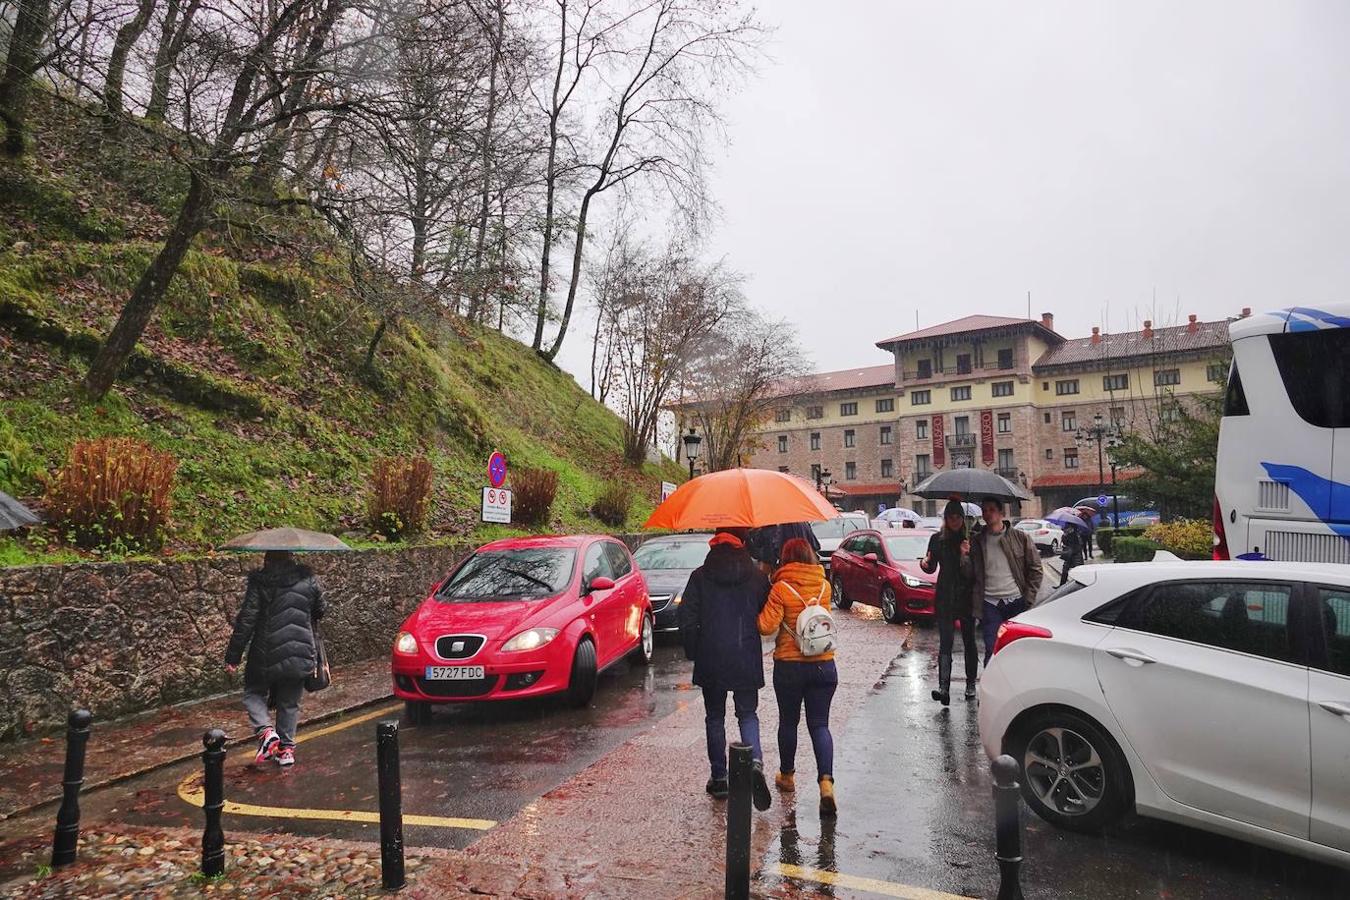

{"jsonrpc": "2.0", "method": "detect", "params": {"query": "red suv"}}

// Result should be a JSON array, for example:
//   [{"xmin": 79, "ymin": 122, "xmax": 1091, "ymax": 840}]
[
  {"xmin": 828, "ymin": 529, "xmax": 937, "ymax": 623},
  {"xmin": 391, "ymin": 536, "xmax": 653, "ymax": 722}
]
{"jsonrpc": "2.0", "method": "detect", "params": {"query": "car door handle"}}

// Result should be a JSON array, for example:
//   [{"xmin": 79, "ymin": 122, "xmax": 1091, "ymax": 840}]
[
  {"xmin": 1317, "ymin": 701, "xmax": 1350, "ymax": 720},
  {"xmin": 1106, "ymin": 648, "xmax": 1157, "ymax": 666}
]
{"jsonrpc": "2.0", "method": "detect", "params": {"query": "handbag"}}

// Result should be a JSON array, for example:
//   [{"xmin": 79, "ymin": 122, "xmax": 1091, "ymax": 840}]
[{"xmin": 304, "ymin": 618, "xmax": 331, "ymax": 693}]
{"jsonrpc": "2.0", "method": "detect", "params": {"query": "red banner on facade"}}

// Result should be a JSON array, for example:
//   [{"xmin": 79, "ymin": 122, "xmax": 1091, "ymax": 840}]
[
  {"xmin": 980, "ymin": 409, "xmax": 995, "ymax": 466},
  {"xmin": 931, "ymin": 414, "xmax": 945, "ymax": 469}
]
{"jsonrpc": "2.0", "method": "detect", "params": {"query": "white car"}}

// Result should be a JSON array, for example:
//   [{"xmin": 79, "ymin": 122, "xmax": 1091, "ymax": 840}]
[
  {"xmin": 978, "ymin": 559, "xmax": 1350, "ymax": 869},
  {"xmin": 811, "ymin": 513, "xmax": 871, "ymax": 569},
  {"xmin": 1014, "ymin": 518, "xmax": 1064, "ymax": 554}
]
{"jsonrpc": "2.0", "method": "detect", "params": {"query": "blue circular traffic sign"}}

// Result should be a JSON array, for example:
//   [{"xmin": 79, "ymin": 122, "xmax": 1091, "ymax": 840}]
[
  {"xmin": 1097, "ymin": 494, "xmax": 1108, "ymax": 505},
  {"xmin": 488, "ymin": 452, "xmax": 508, "ymax": 488}
]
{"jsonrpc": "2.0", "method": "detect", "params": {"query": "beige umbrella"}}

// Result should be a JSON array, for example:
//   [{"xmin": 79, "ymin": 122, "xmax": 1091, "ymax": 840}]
[{"xmin": 219, "ymin": 527, "xmax": 352, "ymax": 553}]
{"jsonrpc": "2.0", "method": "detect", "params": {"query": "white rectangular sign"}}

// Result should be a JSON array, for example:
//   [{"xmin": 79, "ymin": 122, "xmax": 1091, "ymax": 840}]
[
  {"xmin": 660, "ymin": 481, "xmax": 678, "ymax": 502},
  {"xmin": 481, "ymin": 487, "xmax": 512, "ymax": 524}
]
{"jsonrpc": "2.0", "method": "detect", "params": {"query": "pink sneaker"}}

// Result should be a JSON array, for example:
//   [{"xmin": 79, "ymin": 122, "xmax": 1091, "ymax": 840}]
[
  {"xmin": 254, "ymin": 727, "xmax": 280, "ymax": 764},
  {"xmin": 275, "ymin": 746, "xmax": 295, "ymax": 768}
]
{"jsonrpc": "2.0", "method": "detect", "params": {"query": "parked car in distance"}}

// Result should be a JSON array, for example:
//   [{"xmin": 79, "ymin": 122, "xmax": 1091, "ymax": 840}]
[
  {"xmin": 1128, "ymin": 513, "xmax": 1161, "ymax": 528},
  {"xmin": 632, "ymin": 533, "xmax": 712, "ymax": 633},
  {"xmin": 811, "ymin": 513, "xmax": 872, "ymax": 569},
  {"xmin": 827, "ymin": 529, "xmax": 938, "ymax": 623},
  {"xmin": 392, "ymin": 535, "xmax": 653, "ymax": 721},
  {"xmin": 979, "ymin": 560, "xmax": 1350, "ymax": 869},
  {"xmin": 1014, "ymin": 518, "xmax": 1064, "ymax": 555},
  {"xmin": 917, "ymin": 516, "xmax": 945, "ymax": 531}
]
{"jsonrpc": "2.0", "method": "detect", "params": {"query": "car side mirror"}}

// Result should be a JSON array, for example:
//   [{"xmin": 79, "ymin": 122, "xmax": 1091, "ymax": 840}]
[
  {"xmin": 864, "ymin": 553, "xmax": 879, "ymax": 564},
  {"xmin": 587, "ymin": 576, "xmax": 616, "ymax": 593}
]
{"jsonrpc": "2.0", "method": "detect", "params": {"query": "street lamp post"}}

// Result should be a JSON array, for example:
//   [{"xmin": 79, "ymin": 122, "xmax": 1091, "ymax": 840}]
[
  {"xmin": 1076, "ymin": 413, "xmax": 1123, "ymax": 524},
  {"xmin": 816, "ymin": 467, "xmax": 832, "ymax": 495},
  {"xmin": 682, "ymin": 427, "xmax": 702, "ymax": 480}
]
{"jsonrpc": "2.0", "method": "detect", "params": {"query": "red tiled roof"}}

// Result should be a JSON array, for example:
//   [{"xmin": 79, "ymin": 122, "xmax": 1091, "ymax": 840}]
[
  {"xmin": 877, "ymin": 315, "xmax": 1059, "ymax": 348},
  {"xmin": 1031, "ymin": 470, "xmax": 1143, "ymax": 490},
  {"xmin": 772, "ymin": 363, "xmax": 895, "ymax": 398},
  {"xmin": 1033, "ymin": 321, "xmax": 1229, "ymax": 370},
  {"xmin": 832, "ymin": 482, "xmax": 900, "ymax": 496}
]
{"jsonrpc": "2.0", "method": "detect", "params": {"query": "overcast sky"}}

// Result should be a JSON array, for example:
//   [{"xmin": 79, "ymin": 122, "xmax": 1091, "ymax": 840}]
[{"xmin": 556, "ymin": 0, "xmax": 1350, "ymax": 381}]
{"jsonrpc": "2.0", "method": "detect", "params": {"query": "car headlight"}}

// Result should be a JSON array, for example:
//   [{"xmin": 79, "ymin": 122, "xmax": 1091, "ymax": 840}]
[
  {"xmin": 502, "ymin": 627, "xmax": 560, "ymax": 652},
  {"xmin": 902, "ymin": 574, "xmax": 925, "ymax": 588},
  {"xmin": 394, "ymin": 631, "xmax": 418, "ymax": 655}
]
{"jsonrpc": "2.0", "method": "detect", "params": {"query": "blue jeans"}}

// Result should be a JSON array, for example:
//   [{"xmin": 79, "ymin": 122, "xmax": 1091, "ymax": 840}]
[
  {"xmin": 982, "ymin": 596, "xmax": 1027, "ymax": 666},
  {"xmin": 773, "ymin": 660, "xmax": 838, "ymax": 780},
  {"xmin": 702, "ymin": 688, "xmax": 762, "ymax": 780}
]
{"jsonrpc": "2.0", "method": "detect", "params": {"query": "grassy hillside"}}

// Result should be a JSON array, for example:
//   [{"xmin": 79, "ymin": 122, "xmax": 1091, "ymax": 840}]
[{"xmin": 0, "ymin": 96, "xmax": 681, "ymax": 564}]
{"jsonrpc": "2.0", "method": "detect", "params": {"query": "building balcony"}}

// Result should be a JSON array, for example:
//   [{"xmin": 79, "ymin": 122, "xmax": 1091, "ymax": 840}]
[
  {"xmin": 946, "ymin": 433, "xmax": 976, "ymax": 448},
  {"xmin": 904, "ymin": 362, "xmax": 1018, "ymax": 381},
  {"xmin": 995, "ymin": 467, "xmax": 1020, "ymax": 481}
]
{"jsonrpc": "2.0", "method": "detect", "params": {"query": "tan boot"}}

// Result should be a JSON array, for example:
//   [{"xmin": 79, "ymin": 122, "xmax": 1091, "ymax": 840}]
[
  {"xmin": 775, "ymin": 771, "xmax": 795, "ymax": 793},
  {"xmin": 819, "ymin": 775, "xmax": 837, "ymax": 817}
]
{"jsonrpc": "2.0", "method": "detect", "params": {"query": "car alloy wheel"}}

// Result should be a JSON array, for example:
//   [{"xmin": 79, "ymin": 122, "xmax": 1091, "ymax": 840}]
[
  {"xmin": 1023, "ymin": 726, "xmax": 1106, "ymax": 817},
  {"xmin": 633, "ymin": 612, "xmax": 654, "ymax": 665},
  {"xmin": 831, "ymin": 576, "xmax": 852, "ymax": 610},
  {"xmin": 881, "ymin": 586, "xmax": 901, "ymax": 624},
  {"xmin": 1051, "ymin": 539, "xmax": 1060, "ymax": 553}
]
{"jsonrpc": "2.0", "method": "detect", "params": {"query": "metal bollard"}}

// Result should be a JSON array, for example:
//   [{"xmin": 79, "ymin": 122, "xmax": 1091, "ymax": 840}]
[
  {"xmin": 201, "ymin": 729, "xmax": 227, "ymax": 877},
  {"xmin": 50, "ymin": 709, "xmax": 92, "ymax": 868},
  {"xmin": 377, "ymin": 720, "xmax": 405, "ymax": 891},
  {"xmin": 724, "ymin": 742, "xmax": 752, "ymax": 900},
  {"xmin": 991, "ymin": 754, "xmax": 1025, "ymax": 900}
]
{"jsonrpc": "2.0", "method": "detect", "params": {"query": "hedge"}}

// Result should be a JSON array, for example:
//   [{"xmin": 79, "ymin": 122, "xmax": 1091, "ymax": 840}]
[
  {"xmin": 1112, "ymin": 537, "xmax": 1163, "ymax": 563},
  {"xmin": 1097, "ymin": 526, "xmax": 1147, "ymax": 555}
]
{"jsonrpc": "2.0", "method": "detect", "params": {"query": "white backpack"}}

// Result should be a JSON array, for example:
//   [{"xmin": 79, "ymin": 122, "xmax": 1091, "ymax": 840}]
[{"xmin": 782, "ymin": 583, "xmax": 837, "ymax": 658}]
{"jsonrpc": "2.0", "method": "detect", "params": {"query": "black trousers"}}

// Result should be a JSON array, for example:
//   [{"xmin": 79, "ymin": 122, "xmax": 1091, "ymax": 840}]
[{"xmin": 937, "ymin": 608, "xmax": 979, "ymax": 693}]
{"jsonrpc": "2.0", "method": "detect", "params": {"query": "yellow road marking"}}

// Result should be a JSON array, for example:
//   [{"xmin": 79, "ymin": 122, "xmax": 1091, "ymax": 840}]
[
  {"xmin": 174, "ymin": 700, "xmax": 496, "ymax": 831},
  {"xmin": 772, "ymin": 863, "xmax": 975, "ymax": 900}
]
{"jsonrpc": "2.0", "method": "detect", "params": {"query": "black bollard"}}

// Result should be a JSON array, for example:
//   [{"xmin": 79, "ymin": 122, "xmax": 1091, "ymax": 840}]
[
  {"xmin": 991, "ymin": 754, "xmax": 1025, "ymax": 900},
  {"xmin": 724, "ymin": 742, "xmax": 752, "ymax": 900},
  {"xmin": 377, "ymin": 720, "xmax": 405, "ymax": 891},
  {"xmin": 50, "ymin": 709, "xmax": 92, "ymax": 868},
  {"xmin": 201, "ymin": 729, "xmax": 227, "ymax": 877}
]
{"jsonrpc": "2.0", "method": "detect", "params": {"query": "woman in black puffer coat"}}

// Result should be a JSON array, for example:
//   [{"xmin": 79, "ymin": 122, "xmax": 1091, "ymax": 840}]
[{"xmin": 225, "ymin": 551, "xmax": 325, "ymax": 768}]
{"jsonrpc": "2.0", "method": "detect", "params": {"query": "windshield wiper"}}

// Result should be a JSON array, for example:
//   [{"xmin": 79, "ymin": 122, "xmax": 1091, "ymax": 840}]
[{"xmin": 504, "ymin": 569, "xmax": 555, "ymax": 592}]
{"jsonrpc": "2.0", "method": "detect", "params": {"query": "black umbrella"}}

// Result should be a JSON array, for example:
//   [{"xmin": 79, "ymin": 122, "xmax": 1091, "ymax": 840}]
[
  {"xmin": 911, "ymin": 468, "xmax": 1031, "ymax": 502},
  {"xmin": 0, "ymin": 491, "xmax": 40, "ymax": 532}
]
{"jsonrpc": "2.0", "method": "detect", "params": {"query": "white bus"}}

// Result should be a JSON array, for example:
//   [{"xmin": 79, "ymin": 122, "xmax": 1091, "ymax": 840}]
[{"xmin": 1214, "ymin": 303, "xmax": 1350, "ymax": 562}]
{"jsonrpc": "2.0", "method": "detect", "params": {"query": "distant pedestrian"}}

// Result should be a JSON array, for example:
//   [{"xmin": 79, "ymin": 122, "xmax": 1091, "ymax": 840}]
[
  {"xmin": 225, "ymin": 551, "xmax": 326, "ymax": 768},
  {"xmin": 970, "ymin": 498, "xmax": 1043, "ymax": 666},
  {"xmin": 1059, "ymin": 522, "xmax": 1086, "ymax": 586},
  {"xmin": 758, "ymin": 538, "xmax": 839, "ymax": 817},
  {"xmin": 920, "ymin": 500, "xmax": 977, "ymax": 705},
  {"xmin": 678, "ymin": 528, "xmax": 774, "ymax": 811}
]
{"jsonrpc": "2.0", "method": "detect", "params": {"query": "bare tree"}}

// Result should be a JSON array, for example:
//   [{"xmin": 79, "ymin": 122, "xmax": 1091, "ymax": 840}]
[
  {"xmin": 0, "ymin": 0, "xmax": 53, "ymax": 155},
  {"xmin": 102, "ymin": 0, "xmax": 156, "ymax": 117},
  {"xmin": 144, "ymin": 0, "xmax": 201, "ymax": 121}
]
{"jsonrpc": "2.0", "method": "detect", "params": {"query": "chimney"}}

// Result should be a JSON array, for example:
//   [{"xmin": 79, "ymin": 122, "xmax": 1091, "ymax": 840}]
[
  {"xmin": 1142, "ymin": 320, "xmax": 1153, "ymax": 339},
  {"xmin": 1241, "ymin": 307, "xmax": 1251, "ymax": 318},
  {"xmin": 1187, "ymin": 313, "xmax": 1198, "ymax": 333},
  {"xmin": 1040, "ymin": 312, "xmax": 1054, "ymax": 330},
  {"xmin": 1090, "ymin": 326, "xmax": 1101, "ymax": 345}
]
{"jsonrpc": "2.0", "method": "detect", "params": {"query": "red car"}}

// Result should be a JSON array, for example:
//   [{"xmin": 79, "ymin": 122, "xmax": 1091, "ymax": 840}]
[
  {"xmin": 828, "ymin": 529, "xmax": 938, "ymax": 624},
  {"xmin": 391, "ymin": 535, "xmax": 654, "ymax": 721}
]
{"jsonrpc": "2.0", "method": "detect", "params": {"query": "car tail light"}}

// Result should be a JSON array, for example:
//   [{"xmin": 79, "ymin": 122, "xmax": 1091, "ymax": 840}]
[
  {"xmin": 1212, "ymin": 495, "xmax": 1230, "ymax": 560},
  {"xmin": 1036, "ymin": 529, "xmax": 1048, "ymax": 535},
  {"xmin": 992, "ymin": 621, "xmax": 1052, "ymax": 656}
]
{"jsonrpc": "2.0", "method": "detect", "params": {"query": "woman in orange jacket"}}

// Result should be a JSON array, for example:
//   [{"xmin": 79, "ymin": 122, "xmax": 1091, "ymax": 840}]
[{"xmin": 757, "ymin": 538, "xmax": 838, "ymax": 816}]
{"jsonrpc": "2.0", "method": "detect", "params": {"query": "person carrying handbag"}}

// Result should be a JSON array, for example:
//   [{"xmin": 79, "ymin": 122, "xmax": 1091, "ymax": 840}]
[
  {"xmin": 225, "ymin": 550, "xmax": 326, "ymax": 768},
  {"xmin": 757, "ymin": 538, "xmax": 840, "ymax": 817}
]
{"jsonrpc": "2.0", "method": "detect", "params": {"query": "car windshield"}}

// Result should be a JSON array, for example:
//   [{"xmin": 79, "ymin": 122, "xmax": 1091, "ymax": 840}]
[
  {"xmin": 437, "ymin": 549, "xmax": 577, "ymax": 602},
  {"xmin": 883, "ymin": 535, "xmax": 930, "ymax": 560},
  {"xmin": 634, "ymin": 540, "xmax": 709, "ymax": 570},
  {"xmin": 1016, "ymin": 520, "xmax": 1044, "ymax": 530},
  {"xmin": 811, "ymin": 518, "xmax": 867, "ymax": 540}
]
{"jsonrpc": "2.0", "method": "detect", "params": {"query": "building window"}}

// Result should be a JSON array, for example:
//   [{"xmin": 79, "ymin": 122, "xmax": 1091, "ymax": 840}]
[
  {"xmin": 879, "ymin": 425, "xmax": 893, "ymax": 445},
  {"xmin": 917, "ymin": 359, "xmax": 932, "ymax": 379},
  {"xmin": 954, "ymin": 415, "xmax": 970, "ymax": 435},
  {"xmin": 1110, "ymin": 406, "xmax": 1126, "ymax": 427},
  {"xmin": 1207, "ymin": 362, "xmax": 1227, "ymax": 384},
  {"xmin": 876, "ymin": 397, "xmax": 895, "ymax": 413},
  {"xmin": 956, "ymin": 354, "xmax": 972, "ymax": 374},
  {"xmin": 997, "ymin": 448, "xmax": 1014, "ymax": 471},
  {"xmin": 777, "ymin": 435, "xmax": 788, "ymax": 453},
  {"xmin": 810, "ymin": 463, "xmax": 821, "ymax": 481},
  {"xmin": 1043, "ymin": 412, "xmax": 1052, "ymax": 424},
  {"xmin": 840, "ymin": 402, "xmax": 858, "ymax": 416},
  {"xmin": 1064, "ymin": 448, "xmax": 1080, "ymax": 469},
  {"xmin": 844, "ymin": 429, "xmax": 855, "ymax": 448},
  {"xmin": 1062, "ymin": 411, "xmax": 1077, "ymax": 432},
  {"xmin": 1055, "ymin": 379, "xmax": 1080, "ymax": 396},
  {"xmin": 951, "ymin": 385, "xmax": 972, "ymax": 402},
  {"xmin": 998, "ymin": 348, "xmax": 1014, "ymax": 369},
  {"xmin": 806, "ymin": 405, "xmax": 824, "ymax": 419},
  {"xmin": 778, "ymin": 466, "xmax": 789, "ymax": 473},
  {"xmin": 1045, "ymin": 448, "xmax": 1054, "ymax": 460},
  {"xmin": 845, "ymin": 461, "xmax": 857, "ymax": 480},
  {"xmin": 915, "ymin": 454, "xmax": 931, "ymax": 478},
  {"xmin": 881, "ymin": 458, "xmax": 893, "ymax": 479},
  {"xmin": 997, "ymin": 412, "xmax": 1011, "ymax": 433},
  {"xmin": 916, "ymin": 419, "xmax": 929, "ymax": 440},
  {"xmin": 911, "ymin": 390, "xmax": 931, "ymax": 406},
  {"xmin": 1103, "ymin": 373, "xmax": 1128, "ymax": 391},
  {"xmin": 992, "ymin": 380, "xmax": 1014, "ymax": 398},
  {"xmin": 1154, "ymin": 368, "xmax": 1181, "ymax": 387},
  {"xmin": 775, "ymin": 408, "xmax": 791, "ymax": 423},
  {"xmin": 810, "ymin": 432, "xmax": 821, "ymax": 451},
  {"xmin": 1161, "ymin": 405, "xmax": 1182, "ymax": 423}
]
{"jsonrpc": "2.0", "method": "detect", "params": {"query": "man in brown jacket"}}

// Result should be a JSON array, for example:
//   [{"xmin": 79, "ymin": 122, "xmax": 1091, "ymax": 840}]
[{"xmin": 970, "ymin": 497, "xmax": 1043, "ymax": 665}]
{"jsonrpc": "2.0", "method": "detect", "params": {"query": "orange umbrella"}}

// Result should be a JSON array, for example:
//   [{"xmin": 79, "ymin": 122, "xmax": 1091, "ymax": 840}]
[{"xmin": 644, "ymin": 468, "xmax": 840, "ymax": 530}]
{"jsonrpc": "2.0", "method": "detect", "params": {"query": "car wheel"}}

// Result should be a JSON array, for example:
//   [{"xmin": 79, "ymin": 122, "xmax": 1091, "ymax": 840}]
[
  {"xmin": 566, "ymin": 638, "xmax": 598, "ymax": 708},
  {"xmin": 631, "ymin": 612, "xmax": 654, "ymax": 666},
  {"xmin": 404, "ymin": 700, "xmax": 432, "ymax": 726},
  {"xmin": 1010, "ymin": 710, "xmax": 1131, "ymax": 833},
  {"xmin": 881, "ymin": 586, "xmax": 902, "ymax": 624},
  {"xmin": 831, "ymin": 576, "xmax": 852, "ymax": 610},
  {"xmin": 1051, "ymin": 539, "xmax": 1060, "ymax": 554}
]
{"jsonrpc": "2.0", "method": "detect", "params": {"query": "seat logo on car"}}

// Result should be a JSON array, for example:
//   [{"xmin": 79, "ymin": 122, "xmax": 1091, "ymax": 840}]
[{"xmin": 451, "ymin": 640, "xmax": 466, "ymax": 653}]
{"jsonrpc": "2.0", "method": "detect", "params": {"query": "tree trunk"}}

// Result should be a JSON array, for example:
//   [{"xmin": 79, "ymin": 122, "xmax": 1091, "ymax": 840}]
[
  {"xmin": 83, "ymin": 172, "xmax": 212, "ymax": 398},
  {"xmin": 543, "ymin": 187, "xmax": 595, "ymax": 361},
  {"xmin": 533, "ymin": 1, "xmax": 567, "ymax": 351},
  {"xmin": 146, "ymin": 0, "xmax": 200, "ymax": 122},
  {"xmin": 468, "ymin": 1, "xmax": 504, "ymax": 324},
  {"xmin": 0, "ymin": 0, "xmax": 54, "ymax": 157},
  {"xmin": 104, "ymin": 0, "xmax": 158, "ymax": 117},
  {"xmin": 363, "ymin": 314, "xmax": 392, "ymax": 373}
]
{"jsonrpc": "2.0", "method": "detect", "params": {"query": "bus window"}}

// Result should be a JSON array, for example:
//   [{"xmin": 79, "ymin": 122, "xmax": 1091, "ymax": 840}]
[
  {"xmin": 1269, "ymin": 329, "xmax": 1350, "ymax": 428},
  {"xmin": 1223, "ymin": 362, "xmax": 1249, "ymax": 417}
]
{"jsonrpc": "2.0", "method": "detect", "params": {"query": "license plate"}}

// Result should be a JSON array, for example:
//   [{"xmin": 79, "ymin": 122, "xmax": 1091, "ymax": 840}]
[{"xmin": 424, "ymin": 665, "xmax": 485, "ymax": 680}]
